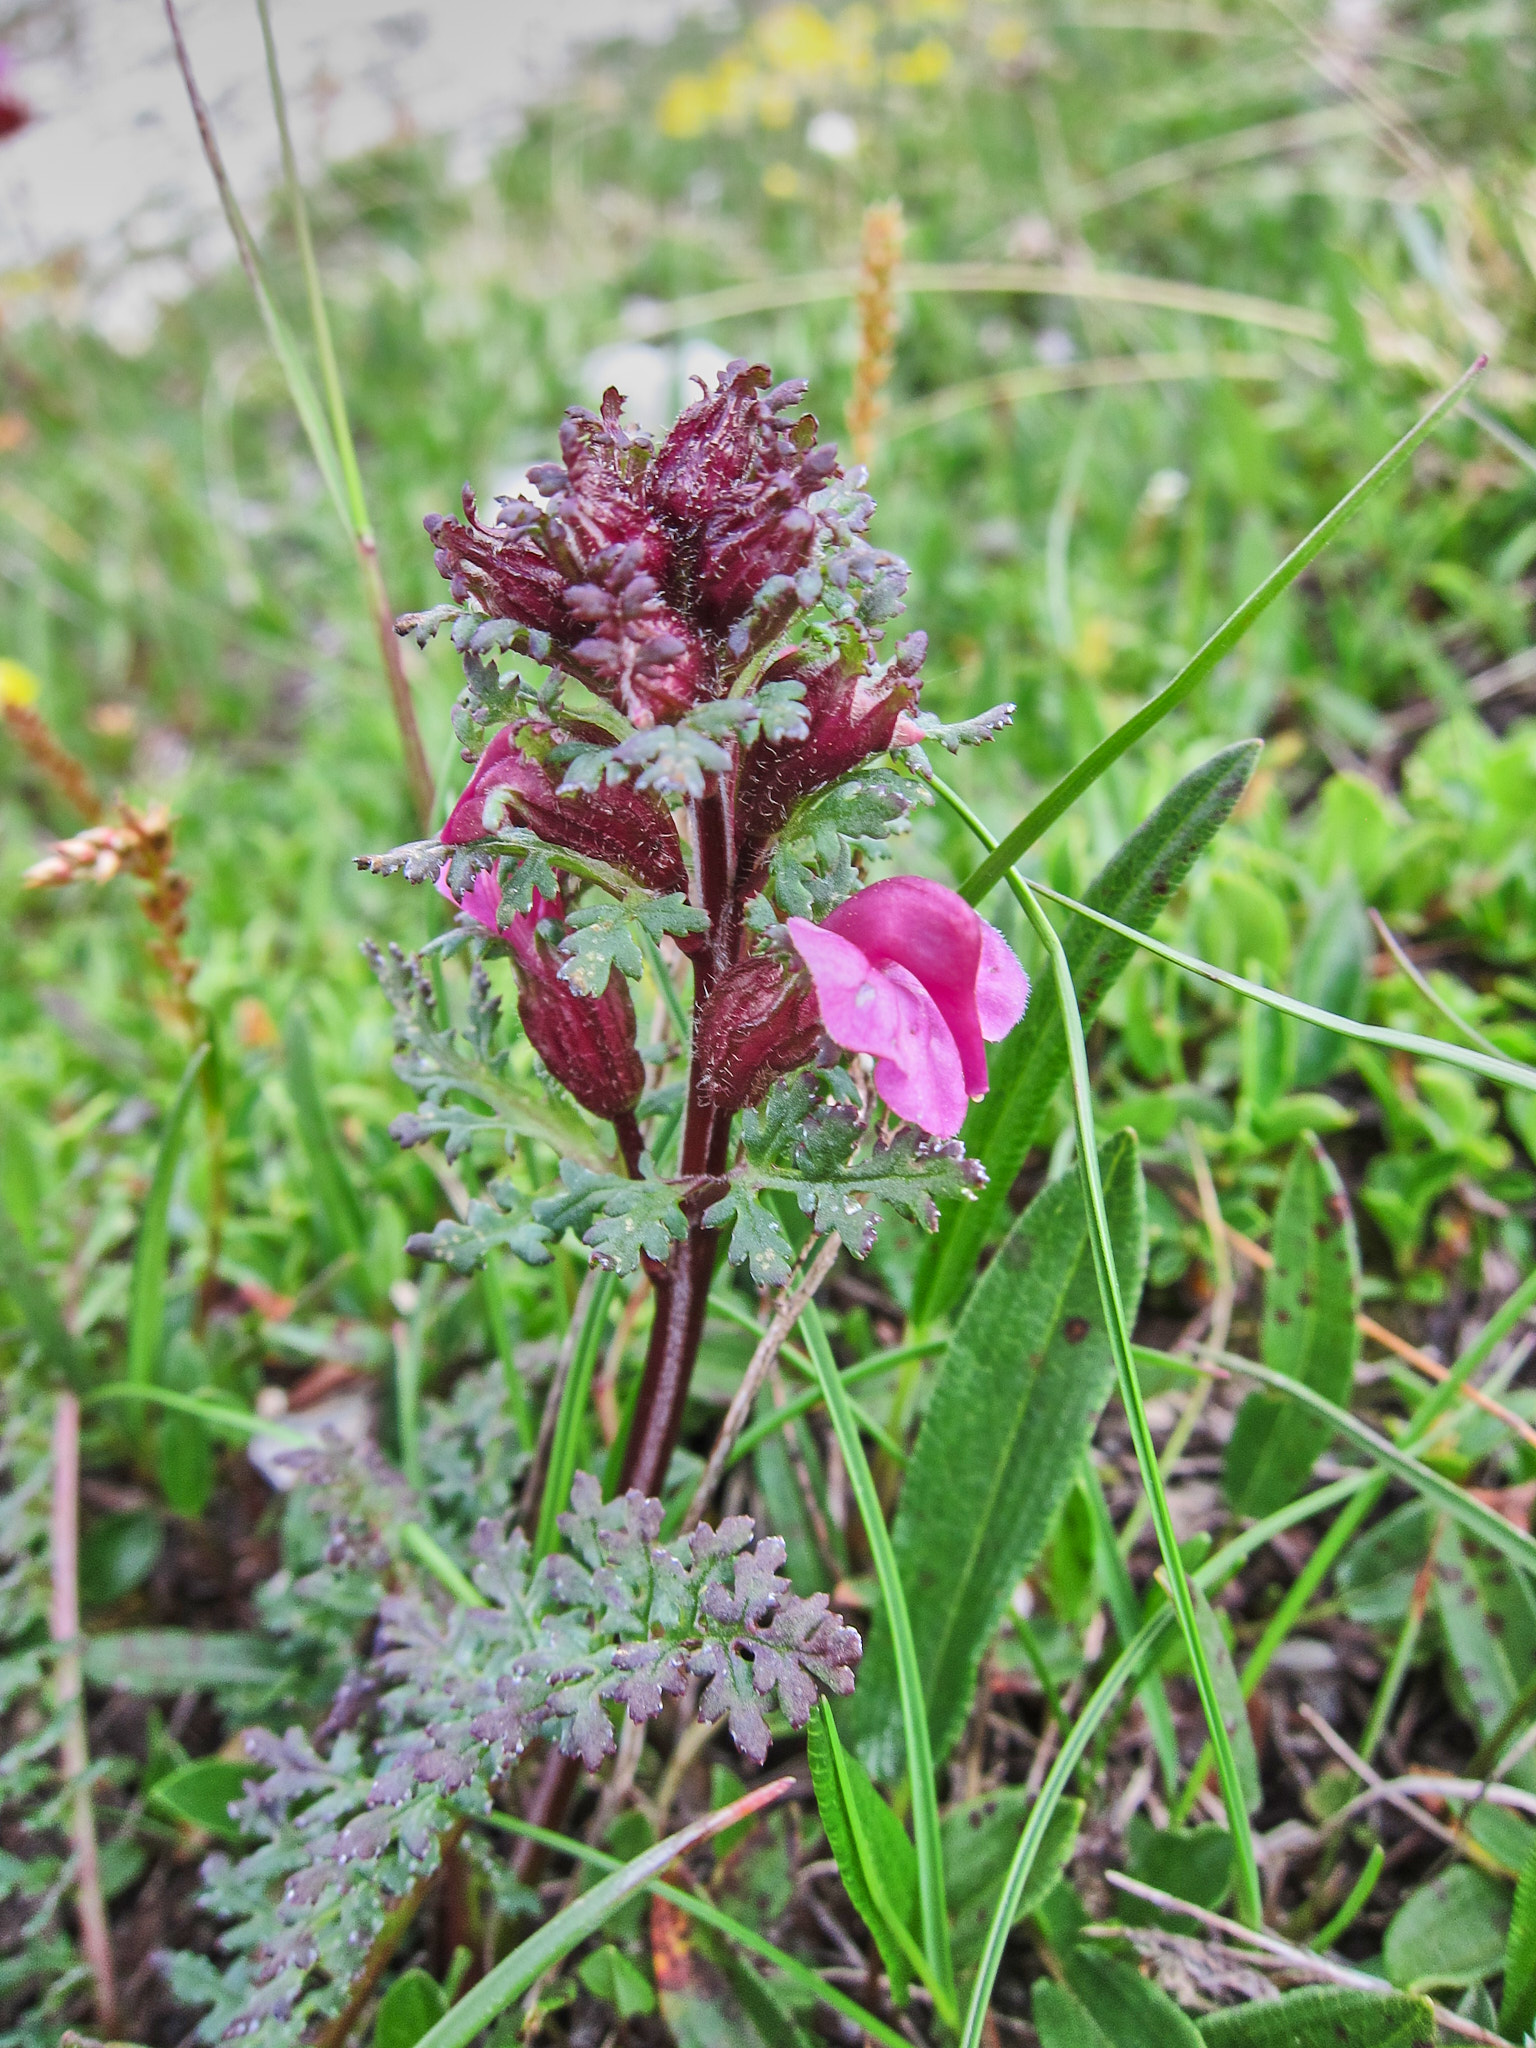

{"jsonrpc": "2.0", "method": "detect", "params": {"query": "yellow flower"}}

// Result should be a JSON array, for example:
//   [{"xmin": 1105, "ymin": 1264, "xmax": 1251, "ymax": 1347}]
[
  {"xmin": 886, "ymin": 36, "xmax": 953, "ymax": 87},
  {"xmin": 756, "ymin": 3, "xmax": 844, "ymax": 78},
  {"xmin": 657, "ymin": 73, "xmax": 716, "ymax": 140},
  {"xmin": 0, "ymin": 658, "xmax": 41, "ymax": 709},
  {"xmin": 762, "ymin": 161, "xmax": 803, "ymax": 200}
]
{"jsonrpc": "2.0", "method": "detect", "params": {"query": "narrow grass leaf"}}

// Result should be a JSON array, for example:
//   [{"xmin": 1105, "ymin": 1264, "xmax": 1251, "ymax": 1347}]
[
  {"xmin": 807, "ymin": 1703, "xmax": 920, "ymax": 2004},
  {"xmin": 798, "ymin": 1300, "xmax": 955, "ymax": 2017},
  {"xmin": 126, "ymin": 1045, "xmax": 209, "ymax": 1411},
  {"xmin": 283, "ymin": 1013, "xmax": 367, "ymax": 1258},
  {"xmin": 534, "ymin": 1267, "xmax": 617, "ymax": 1560},
  {"xmin": 1225, "ymin": 1135, "xmax": 1360, "ymax": 1516},
  {"xmin": 853, "ymin": 1135, "xmax": 1145, "ymax": 1773},
  {"xmin": 411, "ymin": 1780, "xmax": 794, "ymax": 2048},
  {"xmin": 918, "ymin": 740, "xmax": 1258, "ymax": 1321},
  {"xmin": 958, "ymin": 360, "xmax": 1484, "ymax": 906}
]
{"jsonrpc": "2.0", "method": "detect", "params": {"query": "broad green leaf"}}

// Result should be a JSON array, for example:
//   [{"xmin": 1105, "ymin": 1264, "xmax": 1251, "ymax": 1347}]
[
  {"xmin": 79, "ymin": 1508, "xmax": 163, "ymax": 1606},
  {"xmin": 373, "ymin": 1969, "xmax": 448, "ymax": 2048},
  {"xmin": 1062, "ymin": 1948, "xmax": 1203, "ymax": 2046},
  {"xmin": 1120, "ymin": 1817, "xmax": 1233, "ymax": 1928},
  {"xmin": 1292, "ymin": 876, "xmax": 1371, "ymax": 1086},
  {"xmin": 1197, "ymin": 1986, "xmax": 1435, "ymax": 2045},
  {"xmin": 1189, "ymin": 1582, "xmax": 1261, "ymax": 1815},
  {"xmin": 944, "ymin": 1791, "xmax": 1082, "ymax": 1971},
  {"xmin": 853, "ymin": 1132, "xmax": 1146, "ymax": 1772},
  {"xmin": 149, "ymin": 1759, "xmax": 254, "ymax": 1843},
  {"xmin": 578, "ymin": 1944, "xmax": 656, "ymax": 2019},
  {"xmin": 126, "ymin": 1044, "xmax": 208, "ymax": 1403},
  {"xmin": 917, "ymin": 741, "xmax": 1256, "ymax": 1321},
  {"xmin": 1434, "ymin": 1524, "xmax": 1536, "ymax": 1790},
  {"xmin": 1383, "ymin": 1864, "xmax": 1511, "ymax": 1993},
  {"xmin": 1225, "ymin": 1136, "xmax": 1360, "ymax": 1517},
  {"xmin": 807, "ymin": 1704, "xmax": 919, "ymax": 2004},
  {"xmin": 1034, "ymin": 1979, "xmax": 1115, "ymax": 2048},
  {"xmin": 1501, "ymin": 1837, "xmax": 1536, "ymax": 2041},
  {"xmin": 82, "ymin": 1630, "xmax": 286, "ymax": 1695}
]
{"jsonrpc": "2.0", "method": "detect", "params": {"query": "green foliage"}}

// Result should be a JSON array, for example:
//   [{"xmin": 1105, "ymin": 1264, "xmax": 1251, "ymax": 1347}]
[
  {"xmin": 917, "ymin": 742, "xmax": 1258, "ymax": 1321},
  {"xmin": 1197, "ymin": 1988, "xmax": 1435, "ymax": 2046},
  {"xmin": 1382, "ymin": 1864, "xmax": 1512, "ymax": 1993},
  {"xmin": 807, "ymin": 1704, "xmax": 920, "ymax": 2004},
  {"xmin": 1225, "ymin": 1136, "xmax": 1362, "ymax": 1516},
  {"xmin": 148, "ymin": 1759, "xmax": 255, "ymax": 1844},
  {"xmin": 850, "ymin": 1132, "xmax": 1146, "ymax": 1772},
  {"xmin": 1502, "ymin": 1837, "xmax": 1536, "ymax": 2043}
]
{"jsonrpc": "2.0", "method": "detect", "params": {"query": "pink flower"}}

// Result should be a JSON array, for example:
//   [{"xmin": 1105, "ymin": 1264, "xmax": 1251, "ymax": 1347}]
[
  {"xmin": 786, "ymin": 876, "xmax": 1029, "ymax": 1139},
  {"xmin": 436, "ymin": 863, "xmax": 504, "ymax": 934}
]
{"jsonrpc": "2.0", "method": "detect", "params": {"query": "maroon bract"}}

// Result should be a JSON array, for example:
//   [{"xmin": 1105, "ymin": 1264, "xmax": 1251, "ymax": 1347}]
[{"xmin": 691, "ymin": 953, "xmax": 822, "ymax": 1113}]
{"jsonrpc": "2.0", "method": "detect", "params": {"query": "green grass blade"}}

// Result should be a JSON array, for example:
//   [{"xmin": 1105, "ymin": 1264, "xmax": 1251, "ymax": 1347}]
[
  {"xmin": 1013, "ymin": 876, "xmax": 1263, "ymax": 1926},
  {"xmin": 1501, "ymin": 1836, "xmax": 1536, "ymax": 2041},
  {"xmin": 283, "ymin": 1011, "xmax": 368, "ymax": 1258},
  {"xmin": 1195, "ymin": 1346, "xmax": 1536, "ymax": 1580},
  {"xmin": 535, "ymin": 1267, "xmax": 618, "ymax": 1560},
  {"xmin": 1026, "ymin": 879, "xmax": 1536, "ymax": 1094},
  {"xmin": 958, "ymin": 1474, "xmax": 1369, "ymax": 2048},
  {"xmin": 400, "ymin": 1522, "xmax": 480, "ymax": 1607},
  {"xmin": 480, "ymin": 1257, "xmax": 534, "ymax": 1450},
  {"xmin": 413, "ymin": 1780, "xmax": 796, "ymax": 2048},
  {"xmin": 958, "ymin": 359, "xmax": 1485, "ymax": 906},
  {"xmin": 725, "ymin": 1339, "xmax": 944, "ymax": 1467},
  {"xmin": 808, "ymin": 1702, "xmax": 930, "ymax": 2009},
  {"xmin": 932, "ymin": 774, "xmax": 1262, "ymax": 1921},
  {"xmin": 481, "ymin": 1811, "xmax": 912, "ymax": 2048},
  {"xmin": 918, "ymin": 741, "xmax": 1259, "ymax": 1323},
  {"xmin": 126, "ymin": 1045, "xmax": 209, "ymax": 1435},
  {"xmin": 164, "ymin": 0, "xmax": 349, "ymax": 532},
  {"xmin": 1081, "ymin": 1453, "xmax": 1181, "ymax": 1795},
  {"xmin": 1310, "ymin": 1844, "xmax": 1387, "ymax": 1955},
  {"xmin": 798, "ymin": 1298, "xmax": 955, "ymax": 2013},
  {"xmin": 90, "ymin": 1382, "xmax": 304, "ymax": 1445}
]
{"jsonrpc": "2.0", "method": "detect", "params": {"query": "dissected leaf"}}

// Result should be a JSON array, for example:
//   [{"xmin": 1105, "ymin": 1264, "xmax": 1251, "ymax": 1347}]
[
  {"xmin": 702, "ymin": 1186, "xmax": 795, "ymax": 1288},
  {"xmin": 1225, "ymin": 1135, "xmax": 1360, "ymax": 1517},
  {"xmin": 558, "ymin": 893, "xmax": 707, "ymax": 995},
  {"xmin": 849, "ymin": 1132, "xmax": 1146, "ymax": 1773}
]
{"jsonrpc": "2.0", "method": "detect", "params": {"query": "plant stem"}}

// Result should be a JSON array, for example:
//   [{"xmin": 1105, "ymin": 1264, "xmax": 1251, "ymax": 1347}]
[{"xmin": 50, "ymin": 1395, "xmax": 117, "ymax": 2035}]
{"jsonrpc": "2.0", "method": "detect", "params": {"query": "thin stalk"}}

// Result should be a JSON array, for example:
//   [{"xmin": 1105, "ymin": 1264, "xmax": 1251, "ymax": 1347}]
[
  {"xmin": 958, "ymin": 1473, "xmax": 1369, "ymax": 2048},
  {"xmin": 1369, "ymin": 909, "xmax": 1506, "ymax": 1061},
  {"xmin": 1026, "ymin": 877, "xmax": 1536, "ymax": 1095},
  {"xmin": 798, "ymin": 1299, "xmax": 956, "ymax": 2020},
  {"xmin": 50, "ymin": 1396, "xmax": 117, "ymax": 2033},
  {"xmin": 958, "ymin": 359, "xmax": 1485, "ymax": 905},
  {"xmin": 1309, "ymin": 1843, "xmax": 1385, "ymax": 1952},
  {"xmin": 481, "ymin": 1811, "xmax": 911, "ymax": 2048},
  {"xmin": 535, "ymin": 1267, "xmax": 618, "ymax": 1558},
  {"xmin": 1357, "ymin": 1522, "xmax": 1441, "ymax": 1770},
  {"xmin": 254, "ymin": 0, "xmax": 433, "ymax": 826},
  {"xmin": 402, "ymin": 1521, "xmax": 480, "ymax": 1607},
  {"xmin": 934, "ymin": 774, "xmax": 1262, "ymax": 1923},
  {"xmin": 1080, "ymin": 1454, "xmax": 1181, "ymax": 1795}
]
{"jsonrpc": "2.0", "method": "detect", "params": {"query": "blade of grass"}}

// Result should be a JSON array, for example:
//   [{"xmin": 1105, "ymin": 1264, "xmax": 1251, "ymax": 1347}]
[
  {"xmin": 90, "ymin": 1383, "xmax": 306, "ymax": 1445},
  {"xmin": 480, "ymin": 1257, "xmax": 533, "ymax": 1450},
  {"xmin": 125, "ymin": 1045, "xmax": 209, "ymax": 1442},
  {"xmin": 726, "ymin": 1337, "xmax": 945, "ymax": 1469},
  {"xmin": 253, "ymin": 0, "xmax": 433, "ymax": 825},
  {"xmin": 957, "ymin": 359, "xmax": 1486, "ymax": 906},
  {"xmin": 482, "ymin": 1810, "xmax": 912, "ymax": 2048},
  {"xmin": 935, "ymin": 776, "xmax": 1262, "ymax": 1922},
  {"xmin": 797, "ymin": 1298, "xmax": 956, "ymax": 2021},
  {"xmin": 1025, "ymin": 877, "xmax": 1536, "ymax": 1094},
  {"xmin": 1080, "ymin": 1453, "xmax": 1181, "ymax": 1795},
  {"xmin": 958, "ymin": 1471, "xmax": 1369, "ymax": 2048},
  {"xmin": 401, "ymin": 1521, "xmax": 480, "ymax": 1607},
  {"xmin": 1310, "ymin": 1842, "xmax": 1386, "ymax": 1952},
  {"xmin": 1368, "ymin": 910, "xmax": 1507, "ymax": 1061},
  {"xmin": 413, "ymin": 1779, "xmax": 795, "ymax": 2048},
  {"xmin": 283, "ymin": 1012, "xmax": 367, "ymax": 1259},
  {"xmin": 534, "ymin": 1266, "xmax": 618, "ymax": 1559}
]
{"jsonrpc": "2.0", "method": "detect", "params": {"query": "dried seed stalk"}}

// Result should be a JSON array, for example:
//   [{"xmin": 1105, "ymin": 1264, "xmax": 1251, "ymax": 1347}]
[{"xmin": 847, "ymin": 200, "xmax": 906, "ymax": 469}]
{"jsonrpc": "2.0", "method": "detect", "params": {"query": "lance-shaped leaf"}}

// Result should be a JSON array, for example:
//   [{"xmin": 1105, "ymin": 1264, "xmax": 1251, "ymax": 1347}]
[
  {"xmin": 916, "ymin": 741, "xmax": 1259, "ymax": 1323},
  {"xmin": 848, "ymin": 1132, "xmax": 1146, "ymax": 1774},
  {"xmin": 808, "ymin": 1704, "xmax": 920, "ymax": 2005},
  {"xmin": 1434, "ymin": 1523, "xmax": 1536, "ymax": 1789},
  {"xmin": 1224, "ymin": 1135, "xmax": 1360, "ymax": 1518},
  {"xmin": 1197, "ymin": 1988, "xmax": 1435, "ymax": 2045}
]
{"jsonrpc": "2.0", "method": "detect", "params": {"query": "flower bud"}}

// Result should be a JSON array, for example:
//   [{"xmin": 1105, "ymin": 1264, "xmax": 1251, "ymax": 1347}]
[
  {"xmin": 442, "ymin": 722, "xmax": 689, "ymax": 898},
  {"xmin": 733, "ymin": 631, "xmax": 926, "ymax": 848},
  {"xmin": 691, "ymin": 952, "xmax": 822, "ymax": 1113},
  {"xmin": 503, "ymin": 892, "xmax": 646, "ymax": 1121}
]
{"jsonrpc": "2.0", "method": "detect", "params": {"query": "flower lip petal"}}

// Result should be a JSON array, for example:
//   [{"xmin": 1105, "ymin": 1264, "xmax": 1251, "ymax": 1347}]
[
  {"xmin": 785, "ymin": 918, "xmax": 969, "ymax": 1138},
  {"xmin": 976, "ymin": 919, "xmax": 1030, "ymax": 1042},
  {"xmin": 824, "ymin": 875, "xmax": 988, "ymax": 1096}
]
